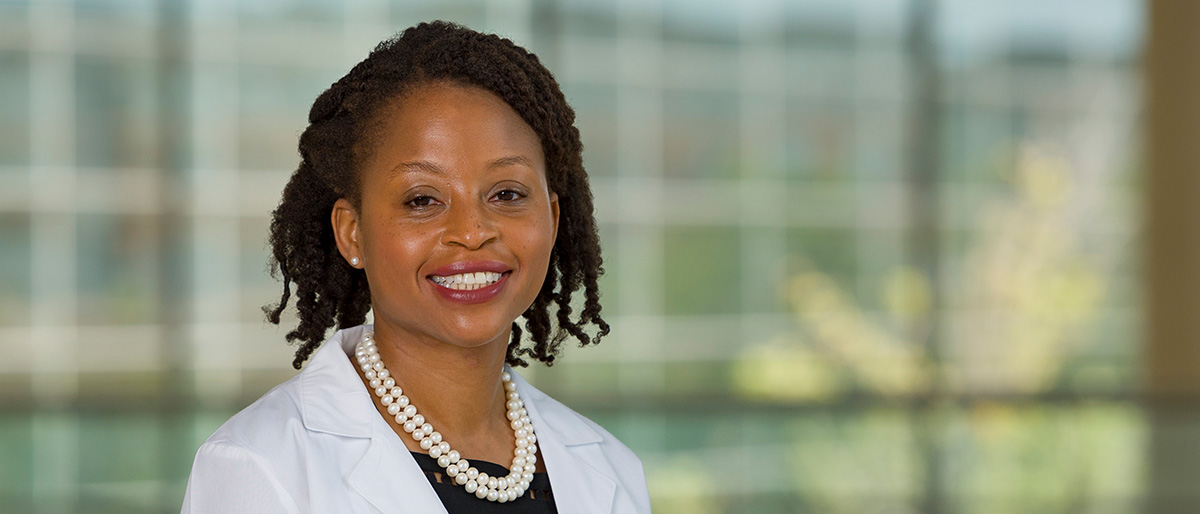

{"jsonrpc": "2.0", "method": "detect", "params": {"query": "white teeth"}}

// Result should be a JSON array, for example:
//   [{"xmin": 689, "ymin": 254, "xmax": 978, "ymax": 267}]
[{"xmin": 431, "ymin": 271, "xmax": 504, "ymax": 291}]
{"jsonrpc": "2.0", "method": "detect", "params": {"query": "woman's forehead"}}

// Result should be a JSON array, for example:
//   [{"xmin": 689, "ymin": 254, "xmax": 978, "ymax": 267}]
[{"xmin": 367, "ymin": 84, "xmax": 545, "ymax": 169}]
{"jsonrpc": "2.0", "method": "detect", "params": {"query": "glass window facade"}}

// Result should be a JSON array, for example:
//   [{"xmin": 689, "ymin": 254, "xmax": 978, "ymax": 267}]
[{"xmin": 0, "ymin": 0, "xmax": 1150, "ymax": 512}]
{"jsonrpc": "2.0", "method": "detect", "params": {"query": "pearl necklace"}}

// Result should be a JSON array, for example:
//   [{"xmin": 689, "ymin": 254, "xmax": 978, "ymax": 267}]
[{"xmin": 354, "ymin": 331, "xmax": 539, "ymax": 503}]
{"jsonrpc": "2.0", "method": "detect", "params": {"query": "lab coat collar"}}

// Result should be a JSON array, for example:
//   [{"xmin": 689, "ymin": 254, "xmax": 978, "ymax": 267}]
[
  {"xmin": 297, "ymin": 324, "xmax": 376, "ymax": 439},
  {"xmin": 298, "ymin": 324, "xmax": 618, "ymax": 514},
  {"xmin": 510, "ymin": 368, "xmax": 617, "ymax": 514}
]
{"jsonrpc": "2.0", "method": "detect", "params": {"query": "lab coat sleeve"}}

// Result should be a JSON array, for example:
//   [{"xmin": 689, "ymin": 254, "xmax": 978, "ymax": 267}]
[{"xmin": 181, "ymin": 441, "xmax": 302, "ymax": 514}]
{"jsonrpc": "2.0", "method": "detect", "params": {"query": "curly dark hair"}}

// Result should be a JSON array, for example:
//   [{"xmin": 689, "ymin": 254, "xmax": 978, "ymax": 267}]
[{"xmin": 264, "ymin": 21, "xmax": 609, "ymax": 370}]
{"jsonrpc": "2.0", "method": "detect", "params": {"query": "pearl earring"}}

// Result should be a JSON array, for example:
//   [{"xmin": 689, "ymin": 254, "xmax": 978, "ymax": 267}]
[{"xmin": 350, "ymin": 257, "xmax": 360, "ymax": 266}]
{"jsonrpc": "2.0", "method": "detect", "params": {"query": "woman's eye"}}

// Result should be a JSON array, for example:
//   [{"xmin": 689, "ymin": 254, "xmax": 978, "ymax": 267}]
[
  {"xmin": 407, "ymin": 195, "xmax": 438, "ymax": 208},
  {"xmin": 494, "ymin": 189, "xmax": 525, "ymax": 202}
]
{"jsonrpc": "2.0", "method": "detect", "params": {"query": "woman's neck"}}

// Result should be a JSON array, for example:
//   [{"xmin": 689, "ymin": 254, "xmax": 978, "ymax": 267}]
[{"xmin": 366, "ymin": 321, "xmax": 513, "ymax": 447}]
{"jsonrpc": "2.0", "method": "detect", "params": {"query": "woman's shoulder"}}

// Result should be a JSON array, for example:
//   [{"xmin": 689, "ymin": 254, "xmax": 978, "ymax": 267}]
[
  {"xmin": 201, "ymin": 374, "xmax": 309, "ymax": 453},
  {"xmin": 511, "ymin": 370, "xmax": 644, "ymax": 466}
]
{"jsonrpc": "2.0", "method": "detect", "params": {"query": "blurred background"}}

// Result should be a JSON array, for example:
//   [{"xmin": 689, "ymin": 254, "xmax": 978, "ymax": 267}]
[{"xmin": 3, "ymin": 0, "xmax": 1200, "ymax": 512}]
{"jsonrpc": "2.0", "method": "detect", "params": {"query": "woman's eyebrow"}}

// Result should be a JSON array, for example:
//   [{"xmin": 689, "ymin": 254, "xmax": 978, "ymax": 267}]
[
  {"xmin": 391, "ymin": 160, "xmax": 444, "ymax": 176},
  {"xmin": 487, "ymin": 155, "xmax": 534, "ymax": 170}
]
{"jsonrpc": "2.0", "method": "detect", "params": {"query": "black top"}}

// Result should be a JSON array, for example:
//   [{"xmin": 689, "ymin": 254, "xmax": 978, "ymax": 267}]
[{"xmin": 410, "ymin": 452, "xmax": 558, "ymax": 514}]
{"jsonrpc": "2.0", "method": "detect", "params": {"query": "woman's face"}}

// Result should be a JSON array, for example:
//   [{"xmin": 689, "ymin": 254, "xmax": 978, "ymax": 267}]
[{"xmin": 333, "ymin": 83, "xmax": 558, "ymax": 351}]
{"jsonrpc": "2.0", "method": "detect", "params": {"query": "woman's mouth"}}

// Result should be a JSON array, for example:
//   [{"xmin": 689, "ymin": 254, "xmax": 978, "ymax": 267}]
[
  {"xmin": 427, "ymin": 268, "xmax": 513, "ymax": 304},
  {"xmin": 429, "ymin": 271, "xmax": 506, "ymax": 291}
]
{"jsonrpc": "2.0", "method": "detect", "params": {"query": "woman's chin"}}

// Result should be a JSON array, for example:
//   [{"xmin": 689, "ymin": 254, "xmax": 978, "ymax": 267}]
[{"xmin": 436, "ymin": 323, "xmax": 516, "ymax": 351}]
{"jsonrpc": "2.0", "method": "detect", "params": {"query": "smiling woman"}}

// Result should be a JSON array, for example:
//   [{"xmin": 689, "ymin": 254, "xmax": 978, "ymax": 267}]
[{"xmin": 180, "ymin": 21, "xmax": 650, "ymax": 514}]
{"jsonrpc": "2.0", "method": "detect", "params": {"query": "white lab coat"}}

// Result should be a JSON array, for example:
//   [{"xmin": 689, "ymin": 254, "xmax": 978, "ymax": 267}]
[{"xmin": 181, "ymin": 324, "xmax": 651, "ymax": 514}]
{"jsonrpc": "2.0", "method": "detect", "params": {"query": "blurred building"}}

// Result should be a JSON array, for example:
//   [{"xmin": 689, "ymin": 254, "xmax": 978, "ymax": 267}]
[{"xmin": 0, "ymin": 0, "xmax": 1156, "ymax": 513}]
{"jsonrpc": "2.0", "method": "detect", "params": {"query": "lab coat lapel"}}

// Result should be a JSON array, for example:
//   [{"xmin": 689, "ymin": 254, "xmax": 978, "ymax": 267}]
[
  {"xmin": 511, "ymin": 369, "xmax": 617, "ymax": 514},
  {"xmin": 348, "ymin": 435, "xmax": 448, "ymax": 514},
  {"xmin": 301, "ymin": 325, "xmax": 447, "ymax": 514}
]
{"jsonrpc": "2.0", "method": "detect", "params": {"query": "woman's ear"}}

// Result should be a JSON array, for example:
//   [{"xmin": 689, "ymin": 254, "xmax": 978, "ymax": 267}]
[
  {"xmin": 549, "ymin": 191, "xmax": 560, "ymax": 245},
  {"xmin": 332, "ymin": 198, "xmax": 363, "ymax": 267}
]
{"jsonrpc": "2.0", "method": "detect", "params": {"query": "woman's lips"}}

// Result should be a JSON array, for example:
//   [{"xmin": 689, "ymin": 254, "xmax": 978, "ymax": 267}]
[{"xmin": 428, "ymin": 271, "xmax": 512, "ymax": 305}]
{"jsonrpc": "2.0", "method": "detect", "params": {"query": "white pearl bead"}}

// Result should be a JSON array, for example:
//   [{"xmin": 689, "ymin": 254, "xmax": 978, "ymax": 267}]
[
  {"xmin": 524, "ymin": 464, "xmax": 536, "ymax": 473},
  {"xmin": 515, "ymin": 428, "xmax": 528, "ymax": 438},
  {"xmin": 381, "ymin": 395, "xmax": 393, "ymax": 406},
  {"xmin": 446, "ymin": 464, "xmax": 458, "ymax": 476},
  {"xmin": 506, "ymin": 476, "xmax": 516, "ymax": 489},
  {"xmin": 507, "ymin": 391, "xmax": 519, "ymax": 401},
  {"xmin": 421, "ymin": 423, "xmax": 433, "ymax": 434},
  {"xmin": 464, "ymin": 480, "xmax": 478, "ymax": 493},
  {"xmin": 520, "ymin": 415, "xmax": 530, "ymax": 425},
  {"xmin": 527, "ymin": 453, "xmax": 537, "ymax": 464},
  {"xmin": 474, "ymin": 487, "xmax": 488, "ymax": 499},
  {"xmin": 438, "ymin": 442, "xmax": 450, "ymax": 454},
  {"xmin": 456, "ymin": 474, "xmax": 470, "ymax": 485},
  {"xmin": 515, "ymin": 436, "xmax": 528, "ymax": 448},
  {"xmin": 497, "ymin": 491, "xmax": 508, "ymax": 503},
  {"xmin": 357, "ymin": 356, "xmax": 368, "ymax": 366},
  {"xmin": 502, "ymin": 371, "xmax": 511, "ymax": 381},
  {"xmin": 506, "ymin": 400, "xmax": 520, "ymax": 411},
  {"xmin": 513, "ymin": 456, "xmax": 526, "ymax": 467},
  {"xmin": 486, "ymin": 490, "xmax": 499, "ymax": 502},
  {"xmin": 467, "ymin": 468, "xmax": 479, "ymax": 479},
  {"xmin": 528, "ymin": 433, "xmax": 537, "ymax": 444},
  {"xmin": 448, "ymin": 450, "xmax": 460, "ymax": 463},
  {"xmin": 364, "ymin": 369, "xmax": 376, "ymax": 380},
  {"xmin": 429, "ymin": 446, "xmax": 442, "ymax": 458},
  {"xmin": 514, "ymin": 447, "xmax": 527, "ymax": 457},
  {"xmin": 522, "ymin": 472, "xmax": 533, "ymax": 482},
  {"xmin": 375, "ymin": 386, "xmax": 387, "ymax": 397},
  {"xmin": 372, "ymin": 361, "xmax": 383, "ymax": 372},
  {"xmin": 457, "ymin": 460, "xmax": 469, "ymax": 472},
  {"xmin": 369, "ymin": 378, "xmax": 382, "ymax": 389},
  {"xmin": 429, "ymin": 431, "xmax": 442, "ymax": 444},
  {"xmin": 504, "ymin": 381, "xmax": 516, "ymax": 391},
  {"xmin": 411, "ymin": 428, "xmax": 424, "ymax": 439},
  {"xmin": 403, "ymin": 405, "xmax": 416, "ymax": 417},
  {"xmin": 419, "ymin": 438, "xmax": 433, "ymax": 450},
  {"xmin": 411, "ymin": 414, "xmax": 425, "ymax": 426},
  {"xmin": 403, "ymin": 421, "xmax": 416, "ymax": 433},
  {"xmin": 507, "ymin": 411, "xmax": 520, "ymax": 421},
  {"xmin": 437, "ymin": 455, "xmax": 451, "ymax": 468},
  {"xmin": 387, "ymin": 403, "xmax": 401, "ymax": 415},
  {"xmin": 383, "ymin": 377, "xmax": 395, "ymax": 389},
  {"xmin": 395, "ymin": 413, "xmax": 408, "ymax": 424},
  {"xmin": 368, "ymin": 354, "xmax": 381, "ymax": 363},
  {"xmin": 510, "ymin": 419, "xmax": 523, "ymax": 430},
  {"xmin": 390, "ymin": 387, "xmax": 403, "ymax": 397},
  {"xmin": 377, "ymin": 369, "xmax": 389, "ymax": 379},
  {"xmin": 487, "ymin": 477, "xmax": 498, "ymax": 490}
]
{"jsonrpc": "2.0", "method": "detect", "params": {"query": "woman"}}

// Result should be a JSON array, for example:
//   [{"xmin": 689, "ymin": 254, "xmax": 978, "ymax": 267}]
[{"xmin": 181, "ymin": 21, "xmax": 650, "ymax": 514}]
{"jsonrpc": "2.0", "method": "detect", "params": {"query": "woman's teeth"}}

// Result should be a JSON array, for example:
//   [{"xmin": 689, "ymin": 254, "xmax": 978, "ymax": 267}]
[{"xmin": 431, "ymin": 271, "xmax": 504, "ymax": 290}]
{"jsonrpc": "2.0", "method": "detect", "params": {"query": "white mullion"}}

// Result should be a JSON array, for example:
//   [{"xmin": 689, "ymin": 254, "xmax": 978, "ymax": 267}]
[
  {"xmin": 615, "ymin": 0, "xmax": 665, "ymax": 398},
  {"xmin": 28, "ymin": 1, "xmax": 80, "ymax": 510},
  {"xmin": 189, "ymin": 2, "xmax": 243, "ymax": 403},
  {"xmin": 738, "ymin": 0, "xmax": 788, "ymax": 336}
]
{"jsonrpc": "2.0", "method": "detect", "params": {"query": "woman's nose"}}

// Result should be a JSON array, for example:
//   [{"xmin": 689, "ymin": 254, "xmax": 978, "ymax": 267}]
[{"xmin": 440, "ymin": 199, "xmax": 499, "ymax": 250}]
